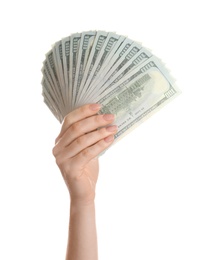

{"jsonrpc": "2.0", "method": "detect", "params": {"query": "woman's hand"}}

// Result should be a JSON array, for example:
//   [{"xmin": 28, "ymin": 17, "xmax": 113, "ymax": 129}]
[{"xmin": 52, "ymin": 103, "xmax": 117, "ymax": 204}]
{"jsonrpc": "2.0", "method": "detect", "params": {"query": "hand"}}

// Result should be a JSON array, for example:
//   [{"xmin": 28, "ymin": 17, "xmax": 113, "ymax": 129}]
[{"xmin": 52, "ymin": 104, "xmax": 117, "ymax": 204}]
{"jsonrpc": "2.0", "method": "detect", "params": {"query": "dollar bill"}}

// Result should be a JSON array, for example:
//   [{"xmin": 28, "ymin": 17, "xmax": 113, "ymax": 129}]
[
  {"xmin": 99, "ymin": 43, "xmax": 144, "ymax": 89},
  {"xmin": 53, "ymin": 40, "xmax": 66, "ymax": 100},
  {"xmin": 73, "ymin": 31, "xmax": 97, "ymax": 106},
  {"xmin": 87, "ymin": 38, "xmax": 136, "ymax": 90},
  {"xmin": 45, "ymin": 50, "xmax": 66, "ymax": 111},
  {"xmin": 61, "ymin": 36, "xmax": 71, "ymax": 112},
  {"xmin": 41, "ymin": 61, "xmax": 64, "ymax": 112},
  {"xmin": 79, "ymin": 33, "xmax": 126, "ymax": 104},
  {"xmin": 83, "ymin": 48, "xmax": 152, "ymax": 102},
  {"xmin": 82, "ymin": 36, "xmax": 137, "ymax": 101},
  {"xmin": 41, "ymin": 30, "xmax": 180, "ymax": 148},
  {"xmin": 69, "ymin": 33, "xmax": 81, "ymax": 109},
  {"xmin": 43, "ymin": 94, "xmax": 59, "ymax": 121},
  {"xmin": 97, "ymin": 57, "xmax": 179, "ymax": 143},
  {"xmin": 84, "ymin": 47, "xmax": 152, "ymax": 104},
  {"xmin": 42, "ymin": 78, "xmax": 63, "ymax": 122},
  {"xmin": 76, "ymin": 31, "xmax": 109, "ymax": 105}
]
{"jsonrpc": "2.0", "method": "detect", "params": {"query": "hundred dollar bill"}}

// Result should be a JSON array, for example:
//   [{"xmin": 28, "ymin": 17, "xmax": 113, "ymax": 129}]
[
  {"xmin": 79, "ymin": 33, "xmax": 126, "ymax": 104},
  {"xmin": 43, "ymin": 96, "xmax": 62, "ymax": 122},
  {"xmin": 73, "ymin": 31, "xmax": 97, "ymax": 106},
  {"xmin": 41, "ymin": 77, "xmax": 57, "ymax": 109},
  {"xmin": 97, "ymin": 43, "xmax": 144, "ymax": 88},
  {"xmin": 69, "ymin": 33, "xmax": 81, "ymax": 109},
  {"xmin": 41, "ymin": 61, "xmax": 65, "ymax": 115},
  {"xmin": 43, "ymin": 94, "xmax": 59, "ymax": 121},
  {"xmin": 41, "ymin": 30, "xmax": 181, "ymax": 135},
  {"xmin": 101, "ymin": 48, "xmax": 153, "ymax": 90},
  {"xmin": 97, "ymin": 56, "xmax": 175, "ymax": 103},
  {"xmin": 87, "ymin": 38, "xmax": 136, "ymax": 90},
  {"xmin": 76, "ymin": 31, "xmax": 108, "ymax": 105},
  {"xmin": 97, "ymin": 57, "xmax": 180, "ymax": 143},
  {"xmin": 61, "ymin": 36, "xmax": 71, "ymax": 112},
  {"xmin": 99, "ymin": 38, "xmax": 136, "ymax": 73},
  {"xmin": 83, "ymin": 37, "xmax": 139, "ymax": 101},
  {"xmin": 46, "ymin": 50, "xmax": 66, "ymax": 111},
  {"xmin": 42, "ymin": 78, "xmax": 63, "ymax": 122},
  {"xmin": 88, "ymin": 34, "xmax": 126, "ymax": 83},
  {"xmin": 86, "ymin": 48, "xmax": 152, "ymax": 103},
  {"xmin": 53, "ymin": 40, "xmax": 66, "ymax": 100}
]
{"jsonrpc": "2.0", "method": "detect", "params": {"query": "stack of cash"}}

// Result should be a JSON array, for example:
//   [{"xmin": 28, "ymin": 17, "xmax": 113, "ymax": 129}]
[{"xmin": 41, "ymin": 31, "xmax": 180, "ymax": 143}]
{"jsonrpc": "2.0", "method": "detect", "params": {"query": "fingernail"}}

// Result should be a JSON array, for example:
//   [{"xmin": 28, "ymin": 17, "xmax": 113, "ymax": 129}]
[
  {"xmin": 89, "ymin": 103, "xmax": 101, "ymax": 111},
  {"xmin": 106, "ymin": 125, "xmax": 118, "ymax": 132},
  {"xmin": 103, "ymin": 114, "xmax": 115, "ymax": 121},
  {"xmin": 104, "ymin": 135, "xmax": 114, "ymax": 143}
]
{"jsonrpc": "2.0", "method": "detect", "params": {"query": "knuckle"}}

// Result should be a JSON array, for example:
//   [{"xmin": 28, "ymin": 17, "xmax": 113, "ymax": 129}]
[
  {"xmin": 81, "ymin": 148, "xmax": 93, "ymax": 158},
  {"xmin": 79, "ymin": 104, "xmax": 88, "ymax": 113},
  {"xmin": 95, "ymin": 114, "xmax": 103, "ymax": 123},
  {"xmin": 63, "ymin": 114, "xmax": 71, "ymax": 126},
  {"xmin": 76, "ymin": 135, "xmax": 86, "ymax": 146},
  {"xmin": 70, "ymin": 121, "xmax": 81, "ymax": 132},
  {"xmin": 98, "ymin": 127, "xmax": 107, "ymax": 136},
  {"xmin": 52, "ymin": 146, "xmax": 57, "ymax": 157},
  {"xmin": 98, "ymin": 139, "xmax": 106, "ymax": 149}
]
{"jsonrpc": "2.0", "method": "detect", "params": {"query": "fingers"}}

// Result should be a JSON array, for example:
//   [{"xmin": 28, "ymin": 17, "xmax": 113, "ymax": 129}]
[
  {"xmin": 59, "ymin": 125, "xmax": 118, "ymax": 158},
  {"xmin": 55, "ymin": 113, "xmax": 115, "ymax": 151},
  {"xmin": 72, "ymin": 135, "xmax": 115, "ymax": 167},
  {"xmin": 56, "ymin": 103, "xmax": 101, "ymax": 143},
  {"xmin": 53, "ymin": 103, "xmax": 118, "ymax": 171}
]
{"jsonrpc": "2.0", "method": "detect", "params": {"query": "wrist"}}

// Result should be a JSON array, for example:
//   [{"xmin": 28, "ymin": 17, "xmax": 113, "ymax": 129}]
[
  {"xmin": 70, "ymin": 200, "xmax": 95, "ymax": 217},
  {"xmin": 70, "ymin": 198, "xmax": 95, "ymax": 208},
  {"xmin": 69, "ymin": 189, "xmax": 96, "ymax": 207}
]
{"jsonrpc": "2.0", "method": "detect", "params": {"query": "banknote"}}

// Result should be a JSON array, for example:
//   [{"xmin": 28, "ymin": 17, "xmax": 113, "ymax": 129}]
[
  {"xmin": 76, "ymin": 31, "xmax": 109, "ymax": 105},
  {"xmin": 45, "ymin": 50, "xmax": 66, "ymax": 111},
  {"xmin": 69, "ymin": 33, "xmax": 81, "ymax": 108},
  {"xmin": 82, "ymin": 39, "xmax": 141, "ymax": 101},
  {"xmin": 87, "ymin": 39, "xmax": 139, "ymax": 88},
  {"xmin": 84, "ymin": 46, "xmax": 152, "ymax": 103},
  {"xmin": 41, "ymin": 78, "xmax": 63, "ymax": 122},
  {"xmin": 41, "ymin": 31, "xmax": 180, "ymax": 148},
  {"xmin": 53, "ymin": 40, "xmax": 66, "ymax": 101},
  {"xmin": 41, "ymin": 61, "xmax": 63, "ymax": 111},
  {"xmin": 97, "ymin": 57, "xmax": 179, "ymax": 142},
  {"xmin": 73, "ymin": 31, "xmax": 96, "ymax": 105},
  {"xmin": 61, "ymin": 36, "xmax": 71, "ymax": 111},
  {"xmin": 77, "ymin": 33, "xmax": 125, "ymax": 105}
]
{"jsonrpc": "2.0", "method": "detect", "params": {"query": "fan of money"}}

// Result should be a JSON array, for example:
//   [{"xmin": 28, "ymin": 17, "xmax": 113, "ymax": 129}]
[{"xmin": 41, "ymin": 30, "xmax": 180, "ymax": 143}]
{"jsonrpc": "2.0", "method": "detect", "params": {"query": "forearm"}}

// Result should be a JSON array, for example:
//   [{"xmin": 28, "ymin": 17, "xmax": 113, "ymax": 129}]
[{"xmin": 66, "ymin": 201, "xmax": 98, "ymax": 260}]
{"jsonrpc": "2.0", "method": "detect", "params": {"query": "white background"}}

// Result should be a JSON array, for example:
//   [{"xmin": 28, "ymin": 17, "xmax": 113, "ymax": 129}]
[{"xmin": 0, "ymin": 0, "xmax": 205, "ymax": 259}]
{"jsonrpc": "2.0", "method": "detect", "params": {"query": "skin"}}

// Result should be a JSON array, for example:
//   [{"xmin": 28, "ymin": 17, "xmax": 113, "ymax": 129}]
[{"xmin": 52, "ymin": 103, "xmax": 117, "ymax": 260}]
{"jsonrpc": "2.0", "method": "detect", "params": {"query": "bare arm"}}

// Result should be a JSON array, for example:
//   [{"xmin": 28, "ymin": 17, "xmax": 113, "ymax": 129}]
[{"xmin": 52, "ymin": 104, "xmax": 117, "ymax": 260}]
